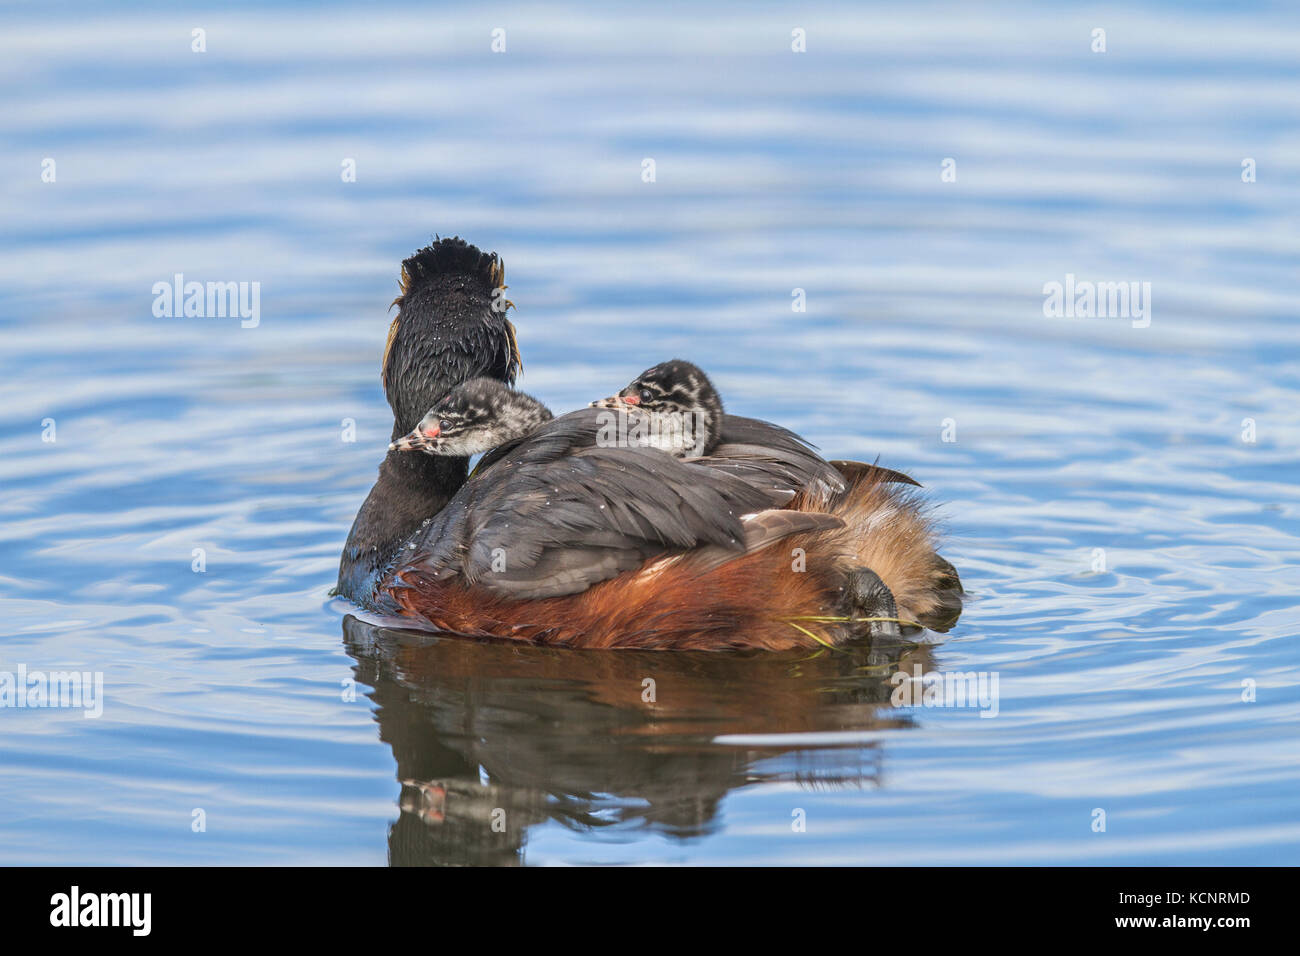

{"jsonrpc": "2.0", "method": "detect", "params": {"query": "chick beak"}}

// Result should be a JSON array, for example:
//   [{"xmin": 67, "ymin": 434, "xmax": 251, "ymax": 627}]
[
  {"xmin": 590, "ymin": 393, "xmax": 639, "ymax": 409},
  {"xmin": 389, "ymin": 423, "xmax": 440, "ymax": 453}
]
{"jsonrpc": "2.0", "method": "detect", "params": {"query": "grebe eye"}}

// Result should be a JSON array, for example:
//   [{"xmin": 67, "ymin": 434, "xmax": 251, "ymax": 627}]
[
  {"xmin": 439, "ymin": 419, "xmax": 451, "ymax": 430},
  {"xmin": 640, "ymin": 389, "xmax": 653, "ymax": 404}
]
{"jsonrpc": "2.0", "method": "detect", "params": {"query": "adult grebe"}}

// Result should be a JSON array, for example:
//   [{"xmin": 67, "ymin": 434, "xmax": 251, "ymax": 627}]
[{"xmin": 337, "ymin": 237, "xmax": 962, "ymax": 649}]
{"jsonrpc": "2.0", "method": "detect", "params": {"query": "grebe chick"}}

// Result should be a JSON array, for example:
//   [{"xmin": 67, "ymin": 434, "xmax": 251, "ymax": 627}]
[
  {"xmin": 390, "ymin": 378, "xmax": 553, "ymax": 457},
  {"xmin": 591, "ymin": 359, "xmax": 724, "ymax": 458},
  {"xmin": 393, "ymin": 360, "xmax": 724, "ymax": 463}
]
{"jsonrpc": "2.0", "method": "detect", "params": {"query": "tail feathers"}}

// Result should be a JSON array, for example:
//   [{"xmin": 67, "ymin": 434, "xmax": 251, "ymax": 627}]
[{"xmin": 828, "ymin": 459, "xmax": 922, "ymax": 488}]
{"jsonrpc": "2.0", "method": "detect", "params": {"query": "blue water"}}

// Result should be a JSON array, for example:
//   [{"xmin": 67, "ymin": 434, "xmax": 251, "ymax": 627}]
[{"xmin": 2, "ymin": 1, "xmax": 1298, "ymax": 864}]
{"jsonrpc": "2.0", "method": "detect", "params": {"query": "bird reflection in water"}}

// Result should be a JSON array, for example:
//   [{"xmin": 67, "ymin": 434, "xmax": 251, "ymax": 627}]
[{"xmin": 342, "ymin": 615, "xmax": 937, "ymax": 866}]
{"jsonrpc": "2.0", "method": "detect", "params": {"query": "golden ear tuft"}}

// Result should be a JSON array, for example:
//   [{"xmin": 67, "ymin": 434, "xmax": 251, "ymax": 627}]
[
  {"xmin": 506, "ymin": 319, "xmax": 523, "ymax": 377},
  {"xmin": 382, "ymin": 314, "xmax": 401, "ymax": 383}
]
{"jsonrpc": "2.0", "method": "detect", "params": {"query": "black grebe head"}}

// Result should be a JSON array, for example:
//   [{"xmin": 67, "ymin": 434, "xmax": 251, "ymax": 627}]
[
  {"xmin": 591, "ymin": 359, "xmax": 725, "ymax": 457},
  {"xmin": 382, "ymin": 237, "xmax": 521, "ymax": 438},
  {"xmin": 390, "ymin": 377, "xmax": 553, "ymax": 457}
]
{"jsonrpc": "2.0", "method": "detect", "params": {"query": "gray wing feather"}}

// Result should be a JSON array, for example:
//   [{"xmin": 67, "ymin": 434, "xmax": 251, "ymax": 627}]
[
  {"xmin": 394, "ymin": 410, "xmax": 858, "ymax": 600},
  {"xmin": 456, "ymin": 447, "xmax": 780, "ymax": 597}
]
